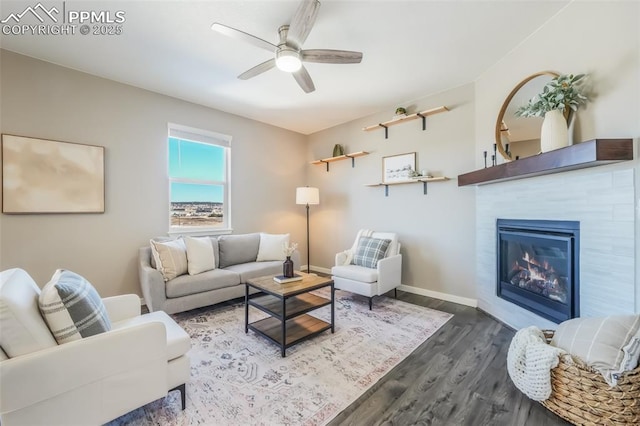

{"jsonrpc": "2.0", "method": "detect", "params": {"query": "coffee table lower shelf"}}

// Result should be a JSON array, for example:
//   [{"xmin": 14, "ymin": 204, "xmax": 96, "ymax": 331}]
[
  {"xmin": 245, "ymin": 273, "xmax": 335, "ymax": 357},
  {"xmin": 248, "ymin": 315, "xmax": 331, "ymax": 350}
]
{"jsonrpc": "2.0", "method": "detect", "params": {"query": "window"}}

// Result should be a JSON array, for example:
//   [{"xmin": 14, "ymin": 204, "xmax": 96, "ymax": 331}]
[{"xmin": 168, "ymin": 124, "xmax": 231, "ymax": 233}]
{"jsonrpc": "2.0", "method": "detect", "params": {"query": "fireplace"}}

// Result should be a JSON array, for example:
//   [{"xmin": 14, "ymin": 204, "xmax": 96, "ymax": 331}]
[{"xmin": 497, "ymin": 219, "xmax": 579, "ymax": 323}]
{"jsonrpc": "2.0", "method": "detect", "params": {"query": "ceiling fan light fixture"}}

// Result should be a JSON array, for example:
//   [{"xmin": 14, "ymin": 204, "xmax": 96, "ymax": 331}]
[
  {"xmin": 212, "ymin": 0, "xmax": 362, "ymax": 93},
  {"xmin": 276, "ymin": 48, "xmax": 302, "ymax": 72}
]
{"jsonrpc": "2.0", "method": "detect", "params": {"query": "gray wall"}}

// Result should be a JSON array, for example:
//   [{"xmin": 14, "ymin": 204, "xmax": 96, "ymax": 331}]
[
  {"xmin": 307, "ymin": 84, "xmax": 477, "ymax": 304},
  {"xmin": 0, "ymin": 50, "xmax": 308, "ymax": 297}
]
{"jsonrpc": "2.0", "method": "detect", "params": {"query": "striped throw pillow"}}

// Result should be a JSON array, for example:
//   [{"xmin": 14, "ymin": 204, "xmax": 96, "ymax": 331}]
[
  {"xmin": 150, "ymin": 238, "xmax": 188, "ymax": 281},
  {"xmin": 551, "ymin": 315, "xmax": 640, "ymax": 386},
  {"xmin": 353, "ymin": 237, "xmax": 391, "ymax": 269},
  {"xmin": 39, "ymin": 270, "xmax": 111, "ymax": 345}
]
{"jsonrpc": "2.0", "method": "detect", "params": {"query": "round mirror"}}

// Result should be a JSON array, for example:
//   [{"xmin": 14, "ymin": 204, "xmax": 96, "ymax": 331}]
[{"xmin": 495, "ymin": 71, "xmax": 559, "ymax": 161}]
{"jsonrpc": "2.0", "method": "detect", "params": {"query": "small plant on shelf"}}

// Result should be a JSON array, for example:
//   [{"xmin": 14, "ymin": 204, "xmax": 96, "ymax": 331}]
[{"xmin": 515, "ymin": 73, "xmax": 589, "ymax": 118}]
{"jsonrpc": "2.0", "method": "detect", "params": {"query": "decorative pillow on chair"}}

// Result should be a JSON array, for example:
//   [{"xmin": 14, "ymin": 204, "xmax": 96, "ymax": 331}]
[
  {"xmin": 150, "ymin": 238, "xmax": 188, "ymax": 281},
  {"xmin": 0, "ymin": 268, "xmax": 57, "ymax": 357},
  {"xmin": 39, "ymin": 269, "xmax": 112, "ymax": 345},
  {"xmin": 551, "ymin": 315, "xmax": 640, "ymax": 386},
  {"xmin": 353, "ymin": 237, "xmax": 392, "ymax": 269},
  {"xmin": 256, "ymin": 233, "xmax": 290, "ymax": 262},
  {"xmin": 184, "ymin": 236, "xmax": 216, "ymax": 275}
]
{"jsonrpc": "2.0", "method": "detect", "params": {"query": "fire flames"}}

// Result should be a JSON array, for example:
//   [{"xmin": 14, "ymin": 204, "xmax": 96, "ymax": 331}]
[
  {"xmin": 521, "ymin": 252, "xmax": 554, "ymax": 281},
  {"xmin": 509, "ymin": 251, "xmax": 567, "ymax": 304}
]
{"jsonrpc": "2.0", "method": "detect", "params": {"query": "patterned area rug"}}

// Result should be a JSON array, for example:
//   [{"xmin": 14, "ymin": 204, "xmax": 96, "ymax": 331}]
[{"xmin": 109, "ymin": 290, "xmax": 452, "ymax": 425}]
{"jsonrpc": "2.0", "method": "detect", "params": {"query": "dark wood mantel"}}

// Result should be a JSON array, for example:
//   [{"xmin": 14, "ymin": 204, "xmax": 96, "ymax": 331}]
[{"xmin": 458, "ymin": 138, "xmax": 633, "ymax": 186}]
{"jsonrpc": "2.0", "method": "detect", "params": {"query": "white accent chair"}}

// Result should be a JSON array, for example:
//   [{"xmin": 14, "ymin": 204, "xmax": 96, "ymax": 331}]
[
  {"xmin": 331, "ymin": 231, "xmax": 402, "ymax": 310},
  {"xmin": 0, "ymin": 268, "xmax": 191, "ymax": 426}
]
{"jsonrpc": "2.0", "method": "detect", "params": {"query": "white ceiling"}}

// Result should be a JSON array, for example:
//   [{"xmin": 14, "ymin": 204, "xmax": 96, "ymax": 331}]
[{"xmin": 0, "ymin": 0, "xmax": 569, "ymax": 134}]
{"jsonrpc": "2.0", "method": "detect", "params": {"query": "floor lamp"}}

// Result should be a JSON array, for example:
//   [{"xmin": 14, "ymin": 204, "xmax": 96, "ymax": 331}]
[{"xmin": 296, "ymin": 187, "xmax": 320, "ymax": 273}]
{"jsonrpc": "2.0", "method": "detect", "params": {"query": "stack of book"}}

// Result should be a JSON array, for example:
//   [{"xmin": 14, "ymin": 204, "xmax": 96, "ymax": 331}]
[{"xmin": 273, "ymin": 274, "xmax": 303, "ymax": 284}]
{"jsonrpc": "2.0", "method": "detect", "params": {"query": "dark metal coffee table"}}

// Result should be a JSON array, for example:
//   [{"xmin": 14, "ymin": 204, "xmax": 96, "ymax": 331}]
[{"xmin": 245, "ymin": 273, "xmax": 334, "ymax": 357}]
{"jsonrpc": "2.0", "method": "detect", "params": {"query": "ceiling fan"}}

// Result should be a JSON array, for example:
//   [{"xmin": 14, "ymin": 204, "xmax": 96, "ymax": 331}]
[{"xmin": 211, "ymin": 0, "xmax": 363, "ymax": 93}]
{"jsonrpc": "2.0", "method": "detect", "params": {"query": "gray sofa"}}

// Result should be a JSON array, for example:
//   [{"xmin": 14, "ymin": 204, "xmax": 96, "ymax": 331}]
[{"xmin": 139, "ymin": 233, "xmax": 300, "ymax": 314}]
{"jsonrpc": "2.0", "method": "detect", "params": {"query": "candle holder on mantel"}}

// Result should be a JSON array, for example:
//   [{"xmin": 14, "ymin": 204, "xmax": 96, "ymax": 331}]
[{"xmin": 503, "ymin": 143, "xmax": 513, "ymax": 162}]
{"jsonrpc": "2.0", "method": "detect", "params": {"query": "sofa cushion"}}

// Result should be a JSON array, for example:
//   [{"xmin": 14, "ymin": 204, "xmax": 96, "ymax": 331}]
[
  {"xmin": 551, "ymin": 315, "xmax": 640, "ymax": 386},
  {"xmin": 218, "ymin": 233, "xmax": 260, "ymax": 268},
  {"xmin": 224, "ymin": 261, "xmax": 283, "ymax": 283},
  {"xmin": 39, "ymin": 269, "xmax": 112, "ymax": 345},
  {"xmin": 184, "ymin": 236, "xmax": 216, "ymax": 275},
  {"xmin": 0, "ymin": 268, "xmax": 57, "ymax": 358},
  {"xmin": 353, "ymin": 237, "xmax": 391, "ymax": 269},
  {"xmin": 331, "ymin": 264, "xmax": 379, "ymax": 283},
  {"xmin": 210, "ymin": 237, "xmax": 220, "ymax": 269},
  {"xmin": 165, "ymin": 268, "xmax": 240, "ymax": 298},
  {"xmin": 256, "ymin": 233, "xmax": 289, "ymax": 262},
  {"xmin": 111, "ymin": 311, "xmax": 190, "ymax": 361},
  {"xmin": 151, "ymin": 238, "xmax": 188, "ymax": 281}
]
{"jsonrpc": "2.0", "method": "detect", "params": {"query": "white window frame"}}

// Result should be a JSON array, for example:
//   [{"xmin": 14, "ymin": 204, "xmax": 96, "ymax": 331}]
[{"xmin": 167, "ymin": 123, "xmax": 232, "ymax": 236}]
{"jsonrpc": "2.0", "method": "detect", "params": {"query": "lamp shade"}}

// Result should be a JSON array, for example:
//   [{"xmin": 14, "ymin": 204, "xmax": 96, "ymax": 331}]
[{"xmin": 296, "ymin": 187, "xmax": 319, "ymax": 205}]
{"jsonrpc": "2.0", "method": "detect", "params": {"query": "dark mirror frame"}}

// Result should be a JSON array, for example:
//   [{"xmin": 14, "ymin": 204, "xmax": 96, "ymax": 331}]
[{"xmin": 495, "ymin": 71, "xmax": 560, "ymax": 161}]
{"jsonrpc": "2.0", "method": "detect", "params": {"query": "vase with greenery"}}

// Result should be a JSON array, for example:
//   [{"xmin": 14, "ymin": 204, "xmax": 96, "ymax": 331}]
[{"xmin": 515, "ymin": 73, "xmax": 588, "ymax": 152}]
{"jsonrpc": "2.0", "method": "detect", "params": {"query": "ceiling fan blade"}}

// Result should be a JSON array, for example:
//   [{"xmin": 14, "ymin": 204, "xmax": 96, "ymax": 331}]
[
  {"xmin": 287, "ymin": 0, "xmax": 320, "ymax": 48},
  {"xmin": 238, "ymin": 59, "xmax": 276, "ymax": 80},
  {"xmin": 302, "ymin": 49, "xmax": 363, "ymax": 64},
  {"xmin": 211, "ymin": 22, "xmax": 276, "ymax": 53},
  {"xmin": 293, "ymin": 65, "xmax": 315, "ymax": 93}
]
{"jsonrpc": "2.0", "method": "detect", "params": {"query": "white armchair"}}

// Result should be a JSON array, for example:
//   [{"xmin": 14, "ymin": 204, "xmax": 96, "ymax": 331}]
[
  {"xmin": 331, "ymin": 231, "xmax": 402, "ymax": 310},
  {"xmin": 0, "ymin": 268, "xmax": 190, "ymax": 426}
]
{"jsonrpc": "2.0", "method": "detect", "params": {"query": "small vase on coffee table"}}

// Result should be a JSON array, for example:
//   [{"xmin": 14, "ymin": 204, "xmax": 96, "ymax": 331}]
[{"xmin": 283, "ymin": 256, "xmax": 294, "ymax": 278}]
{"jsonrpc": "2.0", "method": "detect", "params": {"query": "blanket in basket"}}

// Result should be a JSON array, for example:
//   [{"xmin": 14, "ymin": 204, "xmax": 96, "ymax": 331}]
[{"xmin": 507, "ymin": 326, "xmax": 565, "ymax": 401}]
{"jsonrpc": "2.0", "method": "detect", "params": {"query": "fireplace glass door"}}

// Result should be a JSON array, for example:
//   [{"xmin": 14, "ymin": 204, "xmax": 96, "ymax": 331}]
[{"xmin": 497, "ymin": 219, "xmax": 579, "ymax": 323}]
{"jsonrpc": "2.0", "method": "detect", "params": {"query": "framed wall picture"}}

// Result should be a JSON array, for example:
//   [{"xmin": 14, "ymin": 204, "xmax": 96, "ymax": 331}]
[
  {"xmin": 2, "ymin": 134, "xmax": 105, "ymax": 214},
  {"xmin": 382, "ymin": 152, "xmax": 416, "ymax": 183}
]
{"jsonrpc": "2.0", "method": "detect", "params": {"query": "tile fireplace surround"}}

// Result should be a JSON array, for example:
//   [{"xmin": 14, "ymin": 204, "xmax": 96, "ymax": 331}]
[{"xmin": 475, "ymin": 165, "xmax": 635, "ymax": 330}]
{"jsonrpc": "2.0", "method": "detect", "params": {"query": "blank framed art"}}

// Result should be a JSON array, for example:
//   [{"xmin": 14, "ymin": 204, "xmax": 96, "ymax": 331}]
[{"xmin": 2, "ymin": 134, "xmax": 105, "ymax": 214}]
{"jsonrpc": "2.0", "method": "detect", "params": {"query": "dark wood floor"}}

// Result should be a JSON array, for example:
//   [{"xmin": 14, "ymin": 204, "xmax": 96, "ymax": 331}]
[{"xmin": 327, "ymin": 291, "xmax": 570, "ymax": 426}]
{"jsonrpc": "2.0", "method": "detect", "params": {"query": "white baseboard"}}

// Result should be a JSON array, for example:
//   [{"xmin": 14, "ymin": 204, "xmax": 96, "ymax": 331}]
[
  {"xmin": 398, "ymin": 284, "xmax": 478, "ymax": 308},
  {"xmin": 309, "ymin": 265, "xmax": 477, "ymax": 308},
  {"xmin": 308, "ymin": 265, "xmax": 331, "ymax": 274}
]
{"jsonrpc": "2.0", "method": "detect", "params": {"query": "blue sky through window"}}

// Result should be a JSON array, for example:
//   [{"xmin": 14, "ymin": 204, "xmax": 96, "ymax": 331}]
[{"xmin": 169, "ymin": 138, "xmax": 225, "ymax": 202}]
